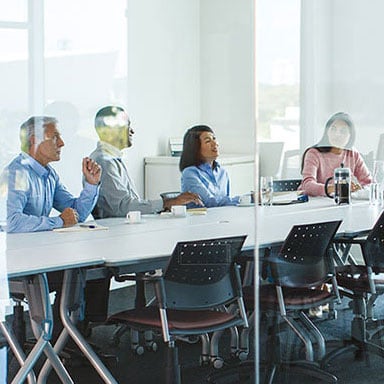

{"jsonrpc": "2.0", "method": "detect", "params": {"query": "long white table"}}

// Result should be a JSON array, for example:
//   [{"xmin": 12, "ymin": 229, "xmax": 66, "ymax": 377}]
[{"xmin": 2, "ymin": 197, "xmax": 383, "ymax": 383}]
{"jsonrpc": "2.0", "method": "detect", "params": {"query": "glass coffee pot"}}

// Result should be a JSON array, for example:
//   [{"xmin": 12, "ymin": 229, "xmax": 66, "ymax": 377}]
[{"xmin": 325, "ymin": 163, "xmax": 351, "ymax": 205}]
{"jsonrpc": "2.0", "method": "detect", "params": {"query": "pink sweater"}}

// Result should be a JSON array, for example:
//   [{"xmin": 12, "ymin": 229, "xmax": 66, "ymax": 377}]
[{"xmin": 300, "ymin": 148, "xmax": 372, "ymax": 196}]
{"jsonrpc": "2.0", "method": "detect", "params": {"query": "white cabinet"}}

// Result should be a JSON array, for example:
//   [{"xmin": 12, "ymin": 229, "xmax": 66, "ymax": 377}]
[{"xmin": 144, "ymin": 155, "xmax": 255, "ymax": 200}]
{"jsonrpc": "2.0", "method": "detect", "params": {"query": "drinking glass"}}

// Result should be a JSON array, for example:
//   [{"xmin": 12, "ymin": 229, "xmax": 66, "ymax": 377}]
[
  {"xmin": 370, "ymin": 183, "xmax": 381, "ymax": 205},
  {"xmin": 260, "ymin": 176, "xmax": 273, "ymax": 206},
  {"xmin": 372, "ymin": 160, "xmax": 384, "ymax": 205},
  {"xmin": 373, "ymin": 160, "xmax": 384, "ymax": 183}
]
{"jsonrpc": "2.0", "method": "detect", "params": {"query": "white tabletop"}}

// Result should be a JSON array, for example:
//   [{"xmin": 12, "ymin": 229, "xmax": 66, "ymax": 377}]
[
  {"xmin": 3, "ymin": 197, "xmax": 383, "ymax": 276},
  {"xmin": 257, "ymin": 197, "xmax": 383, "ymax": 247}
]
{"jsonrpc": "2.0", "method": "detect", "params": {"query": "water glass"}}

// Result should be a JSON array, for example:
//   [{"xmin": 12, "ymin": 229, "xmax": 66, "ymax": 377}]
[
  {"xmin": 370, "ymin": 182, "xmax": 383, "ymax": 205},
  {"xmin": 260, "ymin": 176, "xmax": 273, "ymax": 206},
  {"xmin": 373, "ymin": 160, "xmax": 384, "ymax": 184}
]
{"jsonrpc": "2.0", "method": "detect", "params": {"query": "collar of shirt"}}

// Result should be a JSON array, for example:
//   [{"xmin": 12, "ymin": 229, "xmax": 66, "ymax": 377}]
[
  {"xmin": 20, "ymin": 152, "xmax": 50, "ymax": 178},
  {"xmin": 97, "ymin": 141, "xmax": 123, "ymax": 158},
  {"xmin": 198, "ymin": 160, "xmax": 220, "ymax": 173}
]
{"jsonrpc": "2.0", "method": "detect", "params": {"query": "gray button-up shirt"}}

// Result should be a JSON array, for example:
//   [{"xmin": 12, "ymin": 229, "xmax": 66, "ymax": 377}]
[{"xmin": 89, "ymin": 141, "xmax": 161, "ymax": 218}]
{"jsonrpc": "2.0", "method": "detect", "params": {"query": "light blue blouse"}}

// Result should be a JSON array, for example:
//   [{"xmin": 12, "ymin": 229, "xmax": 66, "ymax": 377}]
[{"xmin": 181, "ymin": 161, "xmax": 239, "ymax": 208}]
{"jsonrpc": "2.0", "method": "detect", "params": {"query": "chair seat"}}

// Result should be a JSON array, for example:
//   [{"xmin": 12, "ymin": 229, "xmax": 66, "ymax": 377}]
[
  {"xmin": 108, "ymin": 307, "xmax": 239, "ymax": 331},
  {"xmin": 336, "ymin": 265, "xmax": 384, "ymax": 293},
  {"xmin": 259, "ymin": 284, "xmax": 333, "ymax": 309}
]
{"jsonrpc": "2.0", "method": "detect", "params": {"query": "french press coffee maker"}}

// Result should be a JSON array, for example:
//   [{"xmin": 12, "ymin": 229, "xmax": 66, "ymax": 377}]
[{"xmin": 325, "ymin": 163, "xmax": 351, "ymax": 205}]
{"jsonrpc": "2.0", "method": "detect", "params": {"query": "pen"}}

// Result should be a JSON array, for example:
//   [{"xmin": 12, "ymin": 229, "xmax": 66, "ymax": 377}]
[{"xmin": 80, "ymin": 224, "xmax": 96, "ymax": 229}]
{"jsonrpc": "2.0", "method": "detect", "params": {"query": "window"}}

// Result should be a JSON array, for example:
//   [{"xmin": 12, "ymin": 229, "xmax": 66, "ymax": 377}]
[{"xmin": 256, "ymin": 0, "xmax": 300, "ymax": 152}]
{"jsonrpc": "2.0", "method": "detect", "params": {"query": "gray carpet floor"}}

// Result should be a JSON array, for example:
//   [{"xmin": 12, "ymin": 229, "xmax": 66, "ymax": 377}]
[{"xmin": 5, "ymin": 284, "xmax": 384, "ymax": 383}]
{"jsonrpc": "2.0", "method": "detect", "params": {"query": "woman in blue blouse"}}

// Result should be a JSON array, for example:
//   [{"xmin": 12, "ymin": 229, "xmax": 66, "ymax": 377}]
[{"xmin": 179, "ymin": 125, "xmax": 240, "ymax": 208}]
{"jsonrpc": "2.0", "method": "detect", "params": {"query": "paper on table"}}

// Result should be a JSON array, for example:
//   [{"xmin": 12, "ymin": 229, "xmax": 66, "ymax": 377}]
[
  {"xmin": 187, "ymin": 207, "xmax": 207, "ymax": 215},
  {"xmin": 53, "ymin": 223, "xmax": 109, "ymax": 232},
  {"xmin": 272, "ymin": 191, "xmax": 299, "ymax": 202}
]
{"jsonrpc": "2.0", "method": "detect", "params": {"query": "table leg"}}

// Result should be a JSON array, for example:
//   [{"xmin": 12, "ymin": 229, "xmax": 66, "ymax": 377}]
[
  {"xmin": 0, "ymin": 321, "xmax": 36, "ymax": 384},
  {"xmin": 9, "ymin": 274, "xmax": 73, "ymax": 384},
  {"xmin": 135, "ymin": 279, "xmax": 146, "ymax": 308},
  {"xmin": 59, "ymin": 269, "xmax": 118, "ymax": 384}
]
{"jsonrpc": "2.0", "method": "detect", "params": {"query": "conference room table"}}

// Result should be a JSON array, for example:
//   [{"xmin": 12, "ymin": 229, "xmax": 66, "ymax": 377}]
[{"xmin": 2, "ymin": 196, "xmax": 383, "ymax": 383}]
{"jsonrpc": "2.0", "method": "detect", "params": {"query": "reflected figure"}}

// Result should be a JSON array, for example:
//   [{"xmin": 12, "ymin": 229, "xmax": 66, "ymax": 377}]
[
  {"xmin": 300, "ymin": 112, "xmax": 372, "ymax": 196},
  {"xmin": 180, "ymin": 125, "xmax": 240, "ymax": 208},
  {"xmin": 44, "ymin": 101, "xmax": 96, "ymax": 194}
]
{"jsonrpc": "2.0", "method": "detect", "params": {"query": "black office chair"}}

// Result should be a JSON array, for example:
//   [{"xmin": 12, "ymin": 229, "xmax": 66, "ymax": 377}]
[
  {"xmin": 261, "ymin": 220, "xmax": 342, "ymax": 383},
  {"xmin": 107, "ymin": 236, "xmax": 248, "ymax": 384},
  {"xmin": 208, "ymin": 220, "xmax": 342, "ymax": 384},
  {"xmin": 322, "ymin": 210, "xmax": 384, "ymax": 365},
  {"xmin": 272, "ymin": 179, "xmax": 302, "ymax": 192}
]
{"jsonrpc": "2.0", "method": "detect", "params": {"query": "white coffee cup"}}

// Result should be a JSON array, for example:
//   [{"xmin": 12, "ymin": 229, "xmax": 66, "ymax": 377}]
[
  {"xmin": 239, "ymin": 194, "xmax": 252, "ymax": 205},
  {"xmin": 171, "ymin": 205, "xmax": 187, "ymax": 217},
  {"xmin": 127, "ymin": 210, "xmax": 142, "ymax": 223}
]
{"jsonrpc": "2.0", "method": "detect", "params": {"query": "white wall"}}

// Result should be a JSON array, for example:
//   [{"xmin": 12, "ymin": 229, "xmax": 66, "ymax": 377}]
[
  {"xmin": 126, "ymin": 0, "xmax": 255, "ymax": 195},
  {"xmin": 200, "ymin": 0, "xmax": 255, "ymax": 155},
  {"xmin": 125, "ymin": 0, "xmax": 201, "ymax": 194}
]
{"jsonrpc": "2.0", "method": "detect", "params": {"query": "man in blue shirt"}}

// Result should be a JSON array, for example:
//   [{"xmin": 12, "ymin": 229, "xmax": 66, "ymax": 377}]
[
  {"xmin": 6, "ymin": 116, "xmax": 101, "ymax": 233},
  {"xmin": 5, "ymin": 116, "xmax": 102, "ymax": 344}
]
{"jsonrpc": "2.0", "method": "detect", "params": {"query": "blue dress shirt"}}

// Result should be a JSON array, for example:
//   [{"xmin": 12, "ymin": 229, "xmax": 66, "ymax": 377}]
[
  {"xmin": 6, "ymin": 153, "xmax": 99, "ymax": 233},
  {"xmin": 181, "ymin": 161, "xmax": 240, "ymax": 208}
]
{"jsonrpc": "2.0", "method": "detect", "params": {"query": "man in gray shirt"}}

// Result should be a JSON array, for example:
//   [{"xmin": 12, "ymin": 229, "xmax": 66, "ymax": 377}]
[{"xmin": 89, "ymin": 105, "xmax": 201, "ymax": 218}]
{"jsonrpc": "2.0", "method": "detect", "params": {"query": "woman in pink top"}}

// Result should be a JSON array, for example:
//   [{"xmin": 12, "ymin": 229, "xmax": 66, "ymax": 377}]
[{"xmin": 300, "ymin": 112, "xmax": 372, "ymax": 196}]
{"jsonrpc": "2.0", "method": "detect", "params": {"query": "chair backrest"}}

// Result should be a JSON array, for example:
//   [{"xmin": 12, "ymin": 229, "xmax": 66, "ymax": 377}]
[
  {"xmin": 160, "ymin": 191, "xmax": 180, "ymax": 200},
  {"xmin": 258, "ymin": 141, "xmax": 284, "ymax": 177},
  {"xmin": 270, "ymin": 220, "xmax": 342, "ymax": 288},
  {"xmin": 273, "ymin": 179, "xmax": 302, "ymax": 192},
  {"xmin": 281, "ymin": 149, "xmax": 301, "ymax": 179},
  {"xmin": 163, "ymin": 235, "xmax": 247, "ymax": 310},
  {"xmin": 363, "ymin": 211, "xmax": 384, "ymax": 271}
]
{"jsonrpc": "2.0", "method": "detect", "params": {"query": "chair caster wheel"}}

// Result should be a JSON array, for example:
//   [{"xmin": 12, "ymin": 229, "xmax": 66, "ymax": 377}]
[
  {"xmin": 187, "ymin": 335, "xmax": 200, "ymax": 344},
  {"xmin": 211, "ymin": 357, "xmax": 224, "ymax": 369},
  {"xmin": 231, "ymin": 349, "xmax": 249, "ymax": 361},
  {"xmin": 145, "ymin": 341, "xmax": 158, "ymax": 352},
  {"xmin": 199, "ymin": 355, "xmax": 210, "ymax": 367},
  {"xmin": 236, "ymin": 350, "xmax": 249, "ymax": 361},
  {"xmin": 132, "ymin": 345, "xmax": 144, "ymax": 355}
]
